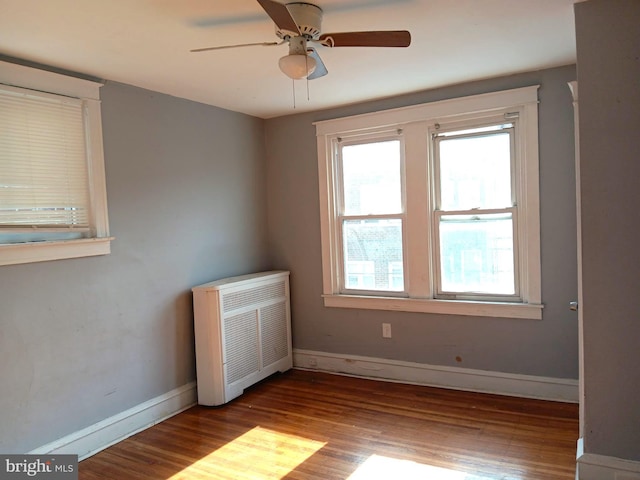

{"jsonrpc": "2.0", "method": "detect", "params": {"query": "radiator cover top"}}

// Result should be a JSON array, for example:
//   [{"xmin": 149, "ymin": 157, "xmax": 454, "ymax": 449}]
[{"xmin": 192, "ymin": 271, "xmax": 292, "ymax": 406}]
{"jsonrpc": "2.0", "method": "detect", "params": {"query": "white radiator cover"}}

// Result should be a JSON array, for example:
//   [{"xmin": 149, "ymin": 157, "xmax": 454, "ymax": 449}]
[{"xmin": 192, "ymin": 270, "xmax": 292, "ymax": 406}]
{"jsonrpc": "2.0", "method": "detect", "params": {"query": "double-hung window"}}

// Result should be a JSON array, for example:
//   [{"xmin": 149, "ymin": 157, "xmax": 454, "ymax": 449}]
[
  {"xmin": 316, "ymin": 86, "xmax": 542, "ymax": 319},
  {"xmin": 0, "ymin": 60, "xmax": 111, "ymax": 266},
  {"xmin": 339, "ymin": 135, "xmax": 405, "ymax": 294},
  {"xmin": 433, "ymin": 122, "xmax": 518, "ymax": 301}
]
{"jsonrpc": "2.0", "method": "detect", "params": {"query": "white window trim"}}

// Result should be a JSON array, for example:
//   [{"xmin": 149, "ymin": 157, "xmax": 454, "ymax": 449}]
[
  {"xmin": 315, "ymin": 86, "xmax": 542, "ymax": 319},
  {"xmin": 0, "ymin": 60, "xmax": 112, "ymax": 266}
]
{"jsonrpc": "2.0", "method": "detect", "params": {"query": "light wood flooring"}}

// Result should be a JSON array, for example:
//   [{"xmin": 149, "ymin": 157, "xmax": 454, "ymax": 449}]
[{"xmin": 79, "ymin": 369, "xmax": 579, "ymax": 479}]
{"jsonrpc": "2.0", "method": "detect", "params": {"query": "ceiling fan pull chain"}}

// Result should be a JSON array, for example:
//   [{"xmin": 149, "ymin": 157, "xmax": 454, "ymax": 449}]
[
  {"xmin": 306, "ymin": 56, "xmax": 311, "ymax": 101},
  {"xmin": 292, "ymin": 78, "xmax": 296, "ymax": 110}
]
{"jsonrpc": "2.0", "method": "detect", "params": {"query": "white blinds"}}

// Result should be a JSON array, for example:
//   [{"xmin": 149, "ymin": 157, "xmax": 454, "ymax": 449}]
[{"xmin": 0, "ymin": 85, "xmax": 90, "ymax": 228}]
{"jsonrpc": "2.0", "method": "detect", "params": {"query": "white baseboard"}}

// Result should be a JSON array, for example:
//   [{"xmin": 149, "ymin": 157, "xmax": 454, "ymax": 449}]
[
  {"xmin": 30, "ymin": 381, "xmax": 197, "ymax": 460},
  {"xmin": 293, "ymin": 349, "xmax": 578, "ymax": 402},
  {"xmin": 577, "ymin": 449, "xmax": 640, "ymax": 480}
]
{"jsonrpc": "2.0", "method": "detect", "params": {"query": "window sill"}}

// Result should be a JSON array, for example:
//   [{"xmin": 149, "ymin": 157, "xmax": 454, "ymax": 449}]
[
  {"xmin": 0, "ymin": 237, "xmax": 114, "ymax": 266},
  {"xmin": 322, "ymin": 294, "xmax": 543, "ymax": 319}
]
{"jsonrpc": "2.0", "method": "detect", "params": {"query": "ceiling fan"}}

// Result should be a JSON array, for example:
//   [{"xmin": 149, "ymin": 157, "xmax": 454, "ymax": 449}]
[{"xmin": 191, "ymin": 0, "xmax": 411, "ymax": 80}]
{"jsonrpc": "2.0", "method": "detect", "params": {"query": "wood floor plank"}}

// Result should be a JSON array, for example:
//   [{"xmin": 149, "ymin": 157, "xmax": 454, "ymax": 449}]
[{"xmin": 79, "ymin": 370, "xmax": 579, "ymax": 479}]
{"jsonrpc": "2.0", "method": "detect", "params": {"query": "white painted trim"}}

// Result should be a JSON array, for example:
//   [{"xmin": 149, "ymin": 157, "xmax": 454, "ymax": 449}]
[
  {"xmin": 0, "ymin": 237, "xmax": 113, "ymax": 266},
  {"xmin": 519, "ymin": 99, "xmax": 542, "ymax": 305},
  {"xmin": 577, "ymin": 450, "xmax": 640, "ymax": 480},
  {"xmin": 85, "ymin": 97, "xmax": 110, "ymax": 239},
  {"xmin": 294, "ymin": 349, "xmax": 577, "ymax": 402},
  {"xmin": 0, "ymin": 60, "xmax": 102, "ymax": 99},
  {"xmin": 569, "ymin": 80, "xmax": 585, "ymax": 440},
  {"xmin": 314, "ymin": 86, "xmax": 539, "ymax": 135},
  {"xmin": 322, "ymin": 294, "xmax": 543, "ymax": 319},
  {"xmin": 29, "ymin": 381, "xmax": 197, "ymax": 461}
]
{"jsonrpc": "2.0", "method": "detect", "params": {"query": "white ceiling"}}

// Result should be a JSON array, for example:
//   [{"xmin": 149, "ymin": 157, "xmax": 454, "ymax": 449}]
[{"xmin": 0, "ymin": 0, "xmax": 577, "ymax": 119}]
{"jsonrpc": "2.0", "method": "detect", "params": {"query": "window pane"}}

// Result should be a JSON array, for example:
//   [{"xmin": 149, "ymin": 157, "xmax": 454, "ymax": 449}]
[
  {"xmin": 439, "ymin": 213, "xmax": 515, "ymax": 295},
  {"xmin": 439, "ymin": 131, "xmax": 511, "ymax": 210},
  {"xmin": 342, "ymin": 140, "xmax": 401, "ymax": 215},
  {"xmin": 343, "ymin": 219, "xmax": 404, "ymax": 291}
]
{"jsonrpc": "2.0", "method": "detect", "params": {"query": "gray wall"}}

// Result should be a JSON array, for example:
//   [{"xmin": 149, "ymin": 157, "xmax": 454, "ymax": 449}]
[
  {"xmin": 266, "ymin": 65, "xmax": 579, "ymax": 379},
  {"xmin": 575, "ymin": 0, "xmax": 640, "ymax": 462},
  {"xmin": 0, "ymin": 63, "xmax": 582, "ymax": 455},
  {"xmin": 0, "ymin": 81, "xmax": 270, "ymax": 453}
]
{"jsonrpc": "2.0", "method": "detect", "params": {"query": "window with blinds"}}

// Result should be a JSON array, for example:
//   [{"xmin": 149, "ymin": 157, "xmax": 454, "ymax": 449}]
[
  {"xmin": 0, "ymin": 60, "xmax": 111, "ymax": 266},
  {"xmin": 0, "ymin": 85, "xmax": 90, "ymax": 232}
]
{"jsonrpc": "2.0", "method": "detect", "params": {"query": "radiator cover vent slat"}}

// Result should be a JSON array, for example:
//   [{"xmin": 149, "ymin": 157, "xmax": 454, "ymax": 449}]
[
  {"xmin": 260, "ymin": 302, "xmax": 289, "ymax": 367},
  {"xmin": 224, "ymin": 311, "xmax": 259, "ymax": 384},
  {"xmin": 222, "ymin": 281, "xmax": 285, "ymax": 313}
]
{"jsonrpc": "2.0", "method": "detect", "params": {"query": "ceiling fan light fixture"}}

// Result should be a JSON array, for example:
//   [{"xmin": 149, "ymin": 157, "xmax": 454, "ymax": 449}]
[{"xmin": 278, "ymin": 54, "xmax": 317, "ymax": 79}]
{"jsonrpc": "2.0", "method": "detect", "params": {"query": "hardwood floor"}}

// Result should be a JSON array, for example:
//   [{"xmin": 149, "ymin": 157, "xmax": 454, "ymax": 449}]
[{"xmin": 79, "ymin": 370, "xmax": 579, "ymax": 479}]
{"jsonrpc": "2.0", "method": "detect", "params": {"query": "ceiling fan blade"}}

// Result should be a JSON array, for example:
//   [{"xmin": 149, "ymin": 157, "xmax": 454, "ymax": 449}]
[
  {"xmin": 319, "ymin": 30, "xmax": 411, "ymax": 48},
  {"xmin": 191, "ymin": 41, "xmax": 280, "ymax": 52},
  {"xmin": 256, "ymin": 0, "xmax": 301, "ymax": 35},
  {"xmin": 307, "ymin": 48, "xmax": 328, "ymax": 80}
]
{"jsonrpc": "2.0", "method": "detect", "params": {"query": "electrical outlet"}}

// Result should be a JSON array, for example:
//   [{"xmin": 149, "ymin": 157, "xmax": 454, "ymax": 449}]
[{"xmin": 382, "ymin": 323, "xmax": 392, "ymax": 338}]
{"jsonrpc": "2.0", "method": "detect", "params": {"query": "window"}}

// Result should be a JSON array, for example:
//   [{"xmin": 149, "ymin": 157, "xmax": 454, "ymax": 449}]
[
  {"xmin": 0, "ymin": 60, "xmax": 111, "ymax": 266},
  {"xmin": 316, "ymin": 87, "xmax": 542, "ymax": 319},
  {"xmin": 340, "ymin": 138, "xmax": 404, "ymax": 293},
  {"xmin": 433, "ymin": 123, "xmax": 517, "ymax": 300}
]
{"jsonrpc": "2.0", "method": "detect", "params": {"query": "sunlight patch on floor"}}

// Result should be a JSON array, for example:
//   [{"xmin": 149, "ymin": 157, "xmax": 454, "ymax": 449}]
[
  {"xmin": 347, "ymin": 454, "xmax": 501, "ymax": 480},
  {"xmin": 168, "ymin": 426, "xmax": 326, "ymax": 479}
]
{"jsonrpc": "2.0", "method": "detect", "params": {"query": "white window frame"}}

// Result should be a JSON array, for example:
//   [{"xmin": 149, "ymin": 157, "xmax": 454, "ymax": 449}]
[
  {"xmin": 315, "ymin": 86, "xmax": 542, "ymax": 319},
  {"xmin": 431, "ymin": 120, "xmax": 519, "ymax": 302},
  {"xmin": 337, "ymin": 132, "xmax": 406, "ymax": 295},
  {"xmin": 0, "ymin": 60, "xmax": 112, "ymax": 266}
]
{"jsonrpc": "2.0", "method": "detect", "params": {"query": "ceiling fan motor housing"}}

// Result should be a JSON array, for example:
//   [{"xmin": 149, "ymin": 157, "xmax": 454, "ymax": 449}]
[{"xmin": 276, "ymin": 2, "xmax": 323, "ymax": 40}]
